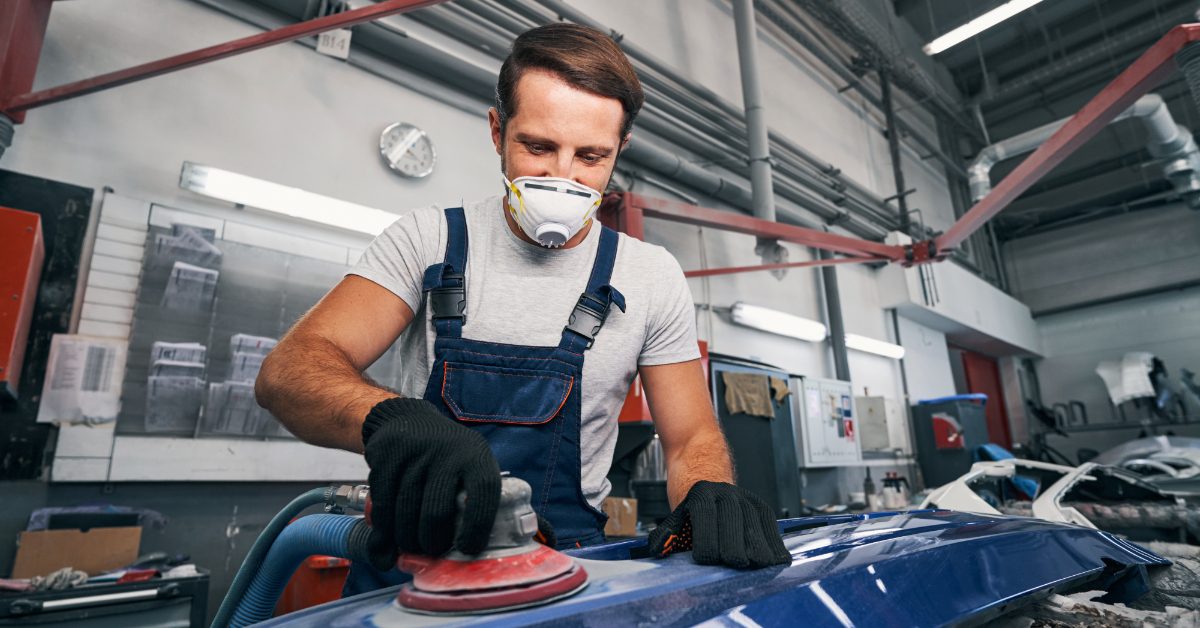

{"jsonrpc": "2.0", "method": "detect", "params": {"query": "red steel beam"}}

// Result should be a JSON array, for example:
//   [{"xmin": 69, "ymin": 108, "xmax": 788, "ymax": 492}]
[
  {"xmin": 683, "ymin": 256, "xmax": 875, "ymax": 279},
  {"xmin": 598, "ymin": 192, "xmax": 646, "ymax": 240},
  {"xmin": 0, "ymin": 0, "xmax": 53, "ymax": 123},
  {"xmin": 934, "ymin": 23, "xmax": 1200, "ymax": 254},
  {"xmin": 601, "ymin": 193, "xmax": 885, "ymax": 276},
  {"xmin": 0, "ymin": 0, "xmax": 447, "ymax": 115},
  {"xmin": 624, "ymin": 192, "xmax": 902, "ymax": 260}
]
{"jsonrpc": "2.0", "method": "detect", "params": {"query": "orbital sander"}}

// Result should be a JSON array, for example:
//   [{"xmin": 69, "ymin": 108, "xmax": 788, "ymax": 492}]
[{"xmin": 393, "ymin": 476, "xmax": 589, "ymax": 615}]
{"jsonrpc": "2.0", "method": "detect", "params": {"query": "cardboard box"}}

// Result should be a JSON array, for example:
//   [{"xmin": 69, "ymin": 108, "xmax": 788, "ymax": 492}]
[
  {"xmin": 602, "ymin": 496, "xmax": 638, "ymax": 537},
  {"xmin": 11, "ymin": 527, "xmax": 142, "ymax": 578}
]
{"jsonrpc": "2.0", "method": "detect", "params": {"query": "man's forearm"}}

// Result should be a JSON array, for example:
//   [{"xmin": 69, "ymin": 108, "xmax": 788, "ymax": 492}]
[
  {"xmin": 256, "ymin": 333, "xmax": 398, "ymax": 453},
  {"xmin": 665, "ymin": 428, "xmax": 734, "ymax": 507}
]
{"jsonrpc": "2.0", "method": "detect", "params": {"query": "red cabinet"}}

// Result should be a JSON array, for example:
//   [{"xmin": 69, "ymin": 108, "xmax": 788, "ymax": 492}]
[{"xmin": 0, "ymin": 206, "xmax": 44, "ymax": 400}]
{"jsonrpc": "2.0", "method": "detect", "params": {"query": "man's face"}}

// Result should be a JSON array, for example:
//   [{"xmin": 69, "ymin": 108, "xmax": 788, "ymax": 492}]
[{"xmin": 489, "ymin": 68, "xmax": 629, "ymax": 195}]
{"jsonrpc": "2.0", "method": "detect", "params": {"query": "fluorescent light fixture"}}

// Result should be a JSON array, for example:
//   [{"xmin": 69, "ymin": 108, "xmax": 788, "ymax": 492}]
[
  {"xmin": 179, "ymin": 162, "xmax": 397, "ymax": 235},
  {"xmin": 845, "ymin": 333, "xmax": 906, "ymax": 360},
  {"xmin": 922, "ymin": 0, "xmax": 1045, "ymax": 55},
  {"xmin": 730, "ymin": 302, "xmax": 827, "ymax": 342}
]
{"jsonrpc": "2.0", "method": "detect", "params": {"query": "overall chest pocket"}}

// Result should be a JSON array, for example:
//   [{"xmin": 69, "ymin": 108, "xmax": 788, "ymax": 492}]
[{"xmin": 440, "ymin": 362, "xmax": 574, "ymax": 424}]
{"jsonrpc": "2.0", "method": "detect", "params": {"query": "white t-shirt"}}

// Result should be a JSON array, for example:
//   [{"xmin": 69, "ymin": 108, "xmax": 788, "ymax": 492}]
[{"xmin": 349, "ymin": 195, "xmax": 700, "ymax": 507}]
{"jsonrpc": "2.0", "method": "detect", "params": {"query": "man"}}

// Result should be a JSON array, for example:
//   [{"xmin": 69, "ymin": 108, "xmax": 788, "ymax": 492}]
[{"xmin": 255, "ymin": 23, "xmax": 788, "ymax": 594}]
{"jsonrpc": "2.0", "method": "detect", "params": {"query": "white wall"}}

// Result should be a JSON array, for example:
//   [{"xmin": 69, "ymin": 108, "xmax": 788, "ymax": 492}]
[
  {"xmin": 895, "ymin": 314, "xmax": 956, "ymax": 403},
  {"xmin": 878, "ymin": 258, "xmax": 1042, "ymax": 356},
  {"xmin": 838, "ymin": 264, "xmax": 906, "ymax": 401},
  {"xmin": 1003, "ymin": 204, "xmax": 1200, "ymax": 315},
  {"xmin": 6, "ymin": 0, "xmax": 499, "ymax": 220}
]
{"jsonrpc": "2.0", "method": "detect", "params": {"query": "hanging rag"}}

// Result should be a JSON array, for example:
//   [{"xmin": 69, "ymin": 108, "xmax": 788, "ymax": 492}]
[
  {"xmin": 769, "ymin": 377, "xmax": 791, "ymax": 402},
  {"xmin": 722, "ymin": 372, "xmax": 774, "ymax": 418}
]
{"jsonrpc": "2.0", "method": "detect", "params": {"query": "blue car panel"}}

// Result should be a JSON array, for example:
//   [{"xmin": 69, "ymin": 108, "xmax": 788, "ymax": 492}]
[{"xmin": 261, "ymin": 510, "xmax": 1167, "ymax": 627}]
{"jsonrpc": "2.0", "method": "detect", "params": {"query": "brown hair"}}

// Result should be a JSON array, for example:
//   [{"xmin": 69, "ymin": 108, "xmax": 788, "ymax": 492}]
[{"xmin": 496, "ymin": 23, "xmax": 645, "ymax": 140}]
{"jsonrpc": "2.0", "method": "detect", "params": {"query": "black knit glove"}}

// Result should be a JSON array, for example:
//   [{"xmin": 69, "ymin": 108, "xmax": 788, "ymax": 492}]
[
  {"xmin": 362, "ymin": 398, "xmax": 501, "ymax": 570},
  {"xmin": 633, "ymin": 481, "xmax": 789, "ymax": 569}
]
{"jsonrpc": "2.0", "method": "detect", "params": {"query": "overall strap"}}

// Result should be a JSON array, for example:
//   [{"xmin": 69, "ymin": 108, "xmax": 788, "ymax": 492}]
[
  {"xmin": 422, "ymin": 207, "xmax": 468, "ymax": 338},
  {"xmin": 560, "ymin": 226, "xmax": 626, "ymax": 353}
]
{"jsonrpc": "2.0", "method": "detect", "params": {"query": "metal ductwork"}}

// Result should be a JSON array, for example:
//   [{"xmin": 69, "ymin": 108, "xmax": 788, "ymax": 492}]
[
  {"xmin": 755, "ymin": 0, "xmax": 966, "ymax": 180},
  {"xmin": 619, "ymin": 136, "xmax": 893, "ymax": 237},
  {"xmin": 197, "ymin": 0, "xmax": 897, "ymax": 241},
  {"xmin": 732, "ymin": 0, "xmax": 776, "ymax": 226},
  {"xmin": 447, "ymin": 0, "xmax": 893, "ymax": 238},
  {"xmin": 977, "ymin": 3, "xmax": 1197, "ymax": 112},
  {"xmin": 732, "ymin": 0, "xmax": 790, "ymax": 269},
  {"xmin": 968, "ymin": 94, "xmax": 1200, "ymax": 209},
  {"xmin": 508, "ymin": 0, "xmax": 913, "ymax": 228},
  {"xmin": 1174, "ymin": 41, "xmax": 1200, "ymax": 208},
  {"xmin": 791, "ymin": 0, "xmax": 977, "ymax": 142}
]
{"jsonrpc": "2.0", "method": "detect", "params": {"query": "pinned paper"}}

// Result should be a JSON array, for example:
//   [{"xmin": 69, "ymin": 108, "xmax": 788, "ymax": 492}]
[{"xmin": 36, "ymin": 335, "xmax": 127, "ymax": 424}]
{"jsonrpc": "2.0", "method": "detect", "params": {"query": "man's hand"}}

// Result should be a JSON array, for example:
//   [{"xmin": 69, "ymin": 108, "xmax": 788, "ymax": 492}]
[
  {"xmin": 636, "ymin": 361, "xmax": 786, "ymax": 567},
  {"xmin": 636, "ymin": 481, "xmax": 789, "ymax": 569},
  {"xmin": 362, "ymin": 398, "xmax": 501, "ymax": 570}
]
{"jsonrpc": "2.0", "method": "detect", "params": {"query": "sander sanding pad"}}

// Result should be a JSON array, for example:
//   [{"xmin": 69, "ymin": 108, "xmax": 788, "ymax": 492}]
[
  {"xmin": 396, "ymin": 544, "xmax": 590, "ymax": 614},
  {"xmin": 397, "ymin": 562, "xmax": 588, "ymax": 615}
]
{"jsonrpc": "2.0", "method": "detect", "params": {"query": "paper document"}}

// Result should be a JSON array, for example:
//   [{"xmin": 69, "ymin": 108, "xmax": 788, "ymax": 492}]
[
  {"xmin": 162, "ymin": 261, "xmax": 219, "ymax": 311},
  {"xmin": 36, "ymin": 334, "xmax": 128, "ymax": 424},
  {"xmin": 151, "ymin": 341, "xmax": 206, "ymax": 365}
]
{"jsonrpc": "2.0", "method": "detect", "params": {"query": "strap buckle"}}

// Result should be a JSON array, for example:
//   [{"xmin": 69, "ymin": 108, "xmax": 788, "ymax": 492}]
[
  {"xmin": 564, "ymin": 294, "xmax": 609, "ymax": 349},
  {"xmin": 429, "ymin": 270, "xmax": 466, "ymax": 322}
]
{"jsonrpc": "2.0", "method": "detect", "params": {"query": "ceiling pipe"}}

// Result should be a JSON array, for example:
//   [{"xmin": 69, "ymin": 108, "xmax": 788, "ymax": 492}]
[
  {"xmin": 512, "ymin": 0, "xmax": 904, "ymax": 223},
  {"xmin": 792, "ymin": 0, "xmax": 980, "ymax": 142},
  {"xmin": 757, "ymin": 0, "xmax": 967, "ymax": 180},
  {"xmin": 735, "ymin": 0, "xmax": 780, "ymax": 225},
  {"xmin": 968, "ymin": 93, "xmax": 1200, "ymax": 208},
  {"xmin": 209, "ymin": 0, "xmax": 893, "ymax": 240},
  {"xmin": 820, "ymin": 248, "xmax": 850, "ymax": 381},
  {"xmin": 624, "ymin": 135, "xmax": 897, "ymax": 238},
  {"xmin": 733, "ymin": 0, "xmax": 788, "ymax": 267},
  {"xmin": 975, "ymin": 5, "xmax": 1196, "ymax": 111},
  {"xmin": 880, "ymin": 72, "xmax": 911, "ymax": 235},
  {"xmin": 936, "ymin": 0, "xmax": 1162, "ymax": 71},
  {"xmin": 433, "ymin": 0, "xmax": 901, "ymax": 234}
]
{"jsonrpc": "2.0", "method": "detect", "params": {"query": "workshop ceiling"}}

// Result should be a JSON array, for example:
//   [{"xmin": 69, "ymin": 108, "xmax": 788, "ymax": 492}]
[
  {"xmin": 235, "ymin": 0, "xmax": 1200, "ymax": 242},
  {"xmin": 894, "ymin": 0, "xmax": 1200, "ymax": 240}
]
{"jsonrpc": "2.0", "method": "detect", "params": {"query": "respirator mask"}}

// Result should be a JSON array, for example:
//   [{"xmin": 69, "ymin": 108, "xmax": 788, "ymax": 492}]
[{"xmin": 503, "ymin": 175, "xmax": 602, "ymax": 248}]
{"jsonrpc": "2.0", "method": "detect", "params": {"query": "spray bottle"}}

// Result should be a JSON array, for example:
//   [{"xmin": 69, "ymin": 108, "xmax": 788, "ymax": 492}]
[
  {"xmin": 882, "ymin": 472, "xmax": 911, "ymax": 510},
  {"xmin": 863, "ymin": 468, "xmax": 881, "ymax": 511}
]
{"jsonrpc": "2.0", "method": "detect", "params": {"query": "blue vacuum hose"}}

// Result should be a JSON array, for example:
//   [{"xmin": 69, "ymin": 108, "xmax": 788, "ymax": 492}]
[
  {"xmin": 227, "ymin": 513, "xmax": 370, "ymax": 627},
  {"xmin": 211, "ymin": 487, "xmax": 331, "ymax": 628}
]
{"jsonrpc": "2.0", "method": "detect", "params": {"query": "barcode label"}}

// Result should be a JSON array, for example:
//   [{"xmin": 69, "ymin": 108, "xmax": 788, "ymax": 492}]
[
  {"xmin": 81, "ymin": 345, "xmax": 115, "ymax": 392},
  {"xmin": 50, "ymin": 355, "xmax": 75, "ymax": 390}
]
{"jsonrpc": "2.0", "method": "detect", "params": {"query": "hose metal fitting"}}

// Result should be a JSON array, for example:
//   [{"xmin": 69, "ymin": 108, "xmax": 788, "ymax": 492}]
[{"xmin": 325, "ymin": 484, "xmax": 370, "ymax": 514}]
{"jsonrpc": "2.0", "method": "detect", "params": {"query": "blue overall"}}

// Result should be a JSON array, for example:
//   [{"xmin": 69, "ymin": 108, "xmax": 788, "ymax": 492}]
[{"xmin": 343, "ymin": 206, "xmax": 625, "ymax": 595}]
